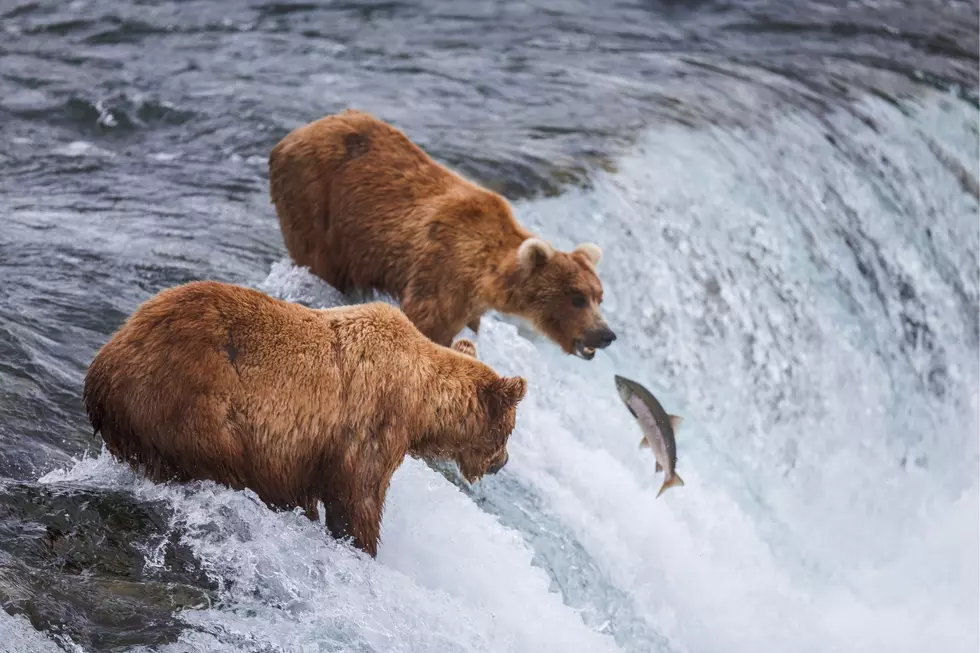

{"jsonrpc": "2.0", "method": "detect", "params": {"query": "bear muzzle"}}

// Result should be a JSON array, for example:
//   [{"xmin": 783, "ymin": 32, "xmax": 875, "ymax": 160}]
[
  {"xmin": 487, "ymin": 451, "xmax": 509, "ymax": 474},
  {"xmin": 574, "ymin": 324, "xmax": 617, "ymax": 360}
]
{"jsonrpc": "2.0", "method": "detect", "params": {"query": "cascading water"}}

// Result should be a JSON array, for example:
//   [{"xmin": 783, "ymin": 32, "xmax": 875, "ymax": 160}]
[{"xmin": 0, "ymin": 1, "xmax": 976, "ymax": 652}]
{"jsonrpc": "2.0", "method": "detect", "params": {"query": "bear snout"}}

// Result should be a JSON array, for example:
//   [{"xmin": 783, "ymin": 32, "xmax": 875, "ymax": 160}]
[
  {"xmin": 571, "ymin": 323, "xmax": 617, "ymax": 360},
  {"xmin": 583, "ymin": 324, "xmax": 617, "ymax": 349},
  {"xmin": 487, "ymin": 451, "xmax": 509, "ymax": 474}
]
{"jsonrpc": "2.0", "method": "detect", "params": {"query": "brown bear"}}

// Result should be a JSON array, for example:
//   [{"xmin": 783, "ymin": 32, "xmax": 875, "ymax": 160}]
[
  {"xmin": 268, "ymin": 109, "xmax": 617, "ymax": 360},
  {"xmin": 82, "ymin": 280, "xmax": 527, "ymax": 557}
]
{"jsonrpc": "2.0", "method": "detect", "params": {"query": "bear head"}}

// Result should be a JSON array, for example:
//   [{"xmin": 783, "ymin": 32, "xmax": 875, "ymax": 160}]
[
  {"xmin": 512, "ymin": 237, "xmax": 616, "ymax": 360},
  {"xmin": 413, "ymin": 364, "xmax": 527, "ymax": 484},
  {"xmin": 456, "ymin": 374, "xmax": 527, "ymax": 481}
]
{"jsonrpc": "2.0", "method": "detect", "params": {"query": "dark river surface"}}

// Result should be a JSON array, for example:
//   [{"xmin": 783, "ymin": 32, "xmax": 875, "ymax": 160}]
[{"xmin": 0, "ymin": 1, "xmax": 977, "ymax": 652}]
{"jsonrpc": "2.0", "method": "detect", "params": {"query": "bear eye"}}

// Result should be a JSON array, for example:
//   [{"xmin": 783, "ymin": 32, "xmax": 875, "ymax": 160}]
[{"xmin": 571, "ymin": 293, "xmax": 587, "ymax": 308}]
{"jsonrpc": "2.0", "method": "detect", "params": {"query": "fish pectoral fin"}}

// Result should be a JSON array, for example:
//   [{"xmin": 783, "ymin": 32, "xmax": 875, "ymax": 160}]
[
  {"xmin": 656, "ymin": 473, "xmax": 685, "ymax": 498},
  {"xmin": 639, "ymin": 437, "xmax": 650, "ymax": 449},
  {"xmin": 668, "ymin": 414, "xmax": 683, "ymax": 432},
  {"xmin": 655, "ymin": 461, "xmax": 663, "ymax": 472}
]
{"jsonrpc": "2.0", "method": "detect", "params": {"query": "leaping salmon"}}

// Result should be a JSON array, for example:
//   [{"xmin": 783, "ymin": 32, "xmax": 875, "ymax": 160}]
[{"xmin": 613, "ymin": 375, "xmax": 685, "ymax": 498}]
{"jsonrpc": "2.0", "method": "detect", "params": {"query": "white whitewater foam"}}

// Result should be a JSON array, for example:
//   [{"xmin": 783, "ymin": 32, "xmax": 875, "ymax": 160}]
[
  {"xmin": 485, "ymin": 90, "xmax": 979, "ymax": 653},
  {"xmin": 38, "ymin": 451, "xmax": 621, "ymax": 653},
  {"xmin": 24, "ymin": 89, "xmax": 978, "ymax": 653}
]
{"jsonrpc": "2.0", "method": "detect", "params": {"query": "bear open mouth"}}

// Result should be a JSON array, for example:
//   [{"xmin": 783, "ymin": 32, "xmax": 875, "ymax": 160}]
[{"xmin": 573, "ymin": 341, "xmax": 596, "ymax": 360}]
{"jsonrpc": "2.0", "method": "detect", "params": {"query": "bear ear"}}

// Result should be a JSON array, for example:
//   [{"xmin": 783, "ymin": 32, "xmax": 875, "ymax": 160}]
[
  {"xmin": 483, "ymin": 376, "xmax": 528, "ymax": 421},
  {"xmin": 573, "ymin": 242, "xmax": 602, "ymax": 268},
  {"xmin": 518, "ymin": 238, "xmax": 554, "ymax": 272},
  {"xmin": 500, "ymin": 376, "xmax": 527, "ymax": 405}
]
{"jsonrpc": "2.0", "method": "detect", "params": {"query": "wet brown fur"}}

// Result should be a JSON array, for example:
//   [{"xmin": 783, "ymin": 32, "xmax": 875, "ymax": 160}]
[
  {"xmin": 269, "ymin": 109, "xmax": 610, "ymax": 354},
  {"xmin": 83, "ymin": 281, "xmax": 527, "ymax": 557}
]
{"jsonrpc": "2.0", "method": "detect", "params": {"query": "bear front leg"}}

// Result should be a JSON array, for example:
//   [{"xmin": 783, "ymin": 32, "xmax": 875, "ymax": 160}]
[
  {"xmin": 321, "ymin": 502, "xmax": 356, "ymax": 545},
  {"xmin": 401, "ymin": 295, "xmax": 458, "ymax": 347},
  {"xmin": 349, "ymin": 500, "xmax": 382, "ymax": 558},
  {"xmin": 322, "ymin": 453, "xmax": 401, "ymax": 558},
  {"xmin": 321, "ymin": 498, "xmax": 379, "ymax": 557}
]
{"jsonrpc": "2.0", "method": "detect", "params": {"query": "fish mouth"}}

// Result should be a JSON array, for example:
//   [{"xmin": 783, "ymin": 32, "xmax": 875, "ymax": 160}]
[
  {"xmin": 613, "ymin": 375, "xmax": 629, "ymax": 397},
  {"xmin": 573, "ymin": 341, "xmax": 596, "ymax": 360}
]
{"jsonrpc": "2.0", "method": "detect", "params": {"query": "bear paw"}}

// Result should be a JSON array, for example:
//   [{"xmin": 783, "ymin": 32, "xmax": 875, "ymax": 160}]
[{"xmin": 451, "ymin": 338, "xmax": 478, "ymax": 358}]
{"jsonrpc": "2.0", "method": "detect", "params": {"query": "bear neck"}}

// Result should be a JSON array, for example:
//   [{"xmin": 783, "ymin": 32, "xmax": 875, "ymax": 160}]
[
  {"xmin": 479, "ymin": 236, "xmax": 539, "ymax": 314},
  {"xmin": 410, "ymin": 357, "xmax": 486, "ymax": 453}
]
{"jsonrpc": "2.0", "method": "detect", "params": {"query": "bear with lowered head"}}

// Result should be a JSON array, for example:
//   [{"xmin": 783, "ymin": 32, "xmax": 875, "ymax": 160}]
[
  {"xmin": 269, "ymin": 109, "xmax": 617, "ymax": 360},
  {"xmin": 83, "ymin": 280, "xmax": 527, "ymax": 557}
]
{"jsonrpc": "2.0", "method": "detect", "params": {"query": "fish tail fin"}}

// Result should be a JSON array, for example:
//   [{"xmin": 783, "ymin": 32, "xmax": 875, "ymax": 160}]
[{"xmin": 656, "ymin": 473, "xmax": 685, "ymax": 498}]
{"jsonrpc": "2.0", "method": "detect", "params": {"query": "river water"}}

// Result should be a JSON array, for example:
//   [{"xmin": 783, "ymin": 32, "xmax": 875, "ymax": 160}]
[{"xmin": 0, "ymin": 1, "xmax": 977, "ymax": 652}]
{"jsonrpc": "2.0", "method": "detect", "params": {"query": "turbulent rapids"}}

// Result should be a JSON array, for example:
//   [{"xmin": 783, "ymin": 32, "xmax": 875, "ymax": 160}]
[{"xmin": 0, "ymin": 1, "xmax": 976, "ymax": 652}]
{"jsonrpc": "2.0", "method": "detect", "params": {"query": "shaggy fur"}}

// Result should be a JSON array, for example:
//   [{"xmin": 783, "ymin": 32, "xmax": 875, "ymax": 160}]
[
  {"xmin": 83, "ymin": 281, "xmax": 527, "ymax": 557},
  {"xmin": 268, "ymin": 109, "xmax": 616, "ymax": 358}
]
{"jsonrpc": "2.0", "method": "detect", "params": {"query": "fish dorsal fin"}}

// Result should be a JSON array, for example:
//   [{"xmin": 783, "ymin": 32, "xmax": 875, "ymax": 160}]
[
  {"xmin": 669, "ymin": 415, "xmax": 683, "ymax": 432},
  {"xmin": 655, "ymin": 461, "xmax": 663, "ymax": 472},
  {"xmin": 639, "ymin": 437, "xmax": 650, "ymax": 449}
]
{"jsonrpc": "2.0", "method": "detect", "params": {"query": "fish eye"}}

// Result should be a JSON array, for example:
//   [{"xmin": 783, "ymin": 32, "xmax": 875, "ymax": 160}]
[{"xmin": 571, "ymin": 293, "xmax": 587, "ymax": 308}]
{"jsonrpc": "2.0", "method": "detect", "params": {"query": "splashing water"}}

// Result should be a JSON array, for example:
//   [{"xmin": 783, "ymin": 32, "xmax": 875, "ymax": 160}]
[
  {"xmin": 18, "ymin": 87, "xmax": 975, "ymax": 653},
  {"xmin": 36, "ymin": 453, "xmax": 621, "ymax": 653},
  {"xmin": 1, "ymin": 0, "xmax": 978, "ymax": 647}
]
